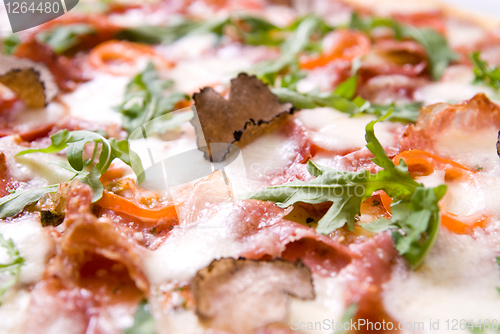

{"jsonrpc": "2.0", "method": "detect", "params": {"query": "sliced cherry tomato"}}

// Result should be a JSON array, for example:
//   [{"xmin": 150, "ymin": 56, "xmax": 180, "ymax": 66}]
[
  {"xmin": 300, "ymin": 30, "xmax": 371, "ymax": 70},
  {"xmin": 393, "ymin": 149, "xmax": 475, "ymax": 181}
]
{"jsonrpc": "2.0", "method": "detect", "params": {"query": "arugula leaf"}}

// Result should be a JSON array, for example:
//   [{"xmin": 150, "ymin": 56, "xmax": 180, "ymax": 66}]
[
  {"xmin": 235, "ymin": 16, "xmax": 282, "ymax": 46},
  {"xmin": 350, "ymin": 12, "xmax": 403, "ymax": 37},
  {"xmin": 496, "ymin": 256, "xmax": 500, "ymax": 295},
  {"xmin": 116, "ymin": 15, "xmax": 280, "ymax": 46},
  {"xmin": 334, "ymin": 74, "xmax": 358, "ymax": 100},
  {"xmin": 116, "ymin": 19, "xmax": 225, "ymax": 45},
  {"xmin": 272, "ymin": 86, "xmax": 421, "ymax": 123},
  {"xmin": 2, "ymin": 34, "xmax": 20, "ymax": 55},
  {"xmin": 36, "ymin": 24, "xmax": 95, "ymax": 54},
  {"xmin": 272, "ymin": 87, "xmax": 362, "ymax": 114},
  {"xmin": 349, "ymin": 13, "xmax": 458, "ymax": 80},
  {"xmin": 0, "ymin": 130, "xmax": 146, "ymax": 216},
  {"xmin": 243, "ymin": 110, "xmax": 446, "ymax": 268},
  {"xmin": 0, "ymin": 185, "xmax": 58, "ymax": 219},
  {"xmin": 0, "ymin": 233, "xmax": 24, "ymax": 301},
  {"xmin": 334, "ymin": 303, "xmax": 358, "ymax": 334},
  {"xmin": 133, "ymin": 110, "xmax": 195, "ymax": 140},
  {"xmin": 272, "ymin": 54, "xmax": 422, "ymax": 123},
  {"xmin": 363, "ymin": 112, "xmax": 446, "ymax": 268},
  {"xmin": 401, "ymin": 26, "xmax": 458, "ymax": 80},
  {"xmin": 363, "ymin": 102, "xmax": 423, "ymax": 123},
  {"xmin": 470, "ymin": 52, "xmax": 500, "ymax": 92},
  {"xmin": 255, "ymin": 15, "xmax": 331, "ymax": 85},
  {"xmin": 18, "ymin": 130, "xmax": 144, "ymax": 181},
  {"xmin": 117, "ymin": 63, "xmax": 189, "ymax": 135},
  {"xmin": 124, "ymin": 300, "xmax": 156, "ymax": 334}
]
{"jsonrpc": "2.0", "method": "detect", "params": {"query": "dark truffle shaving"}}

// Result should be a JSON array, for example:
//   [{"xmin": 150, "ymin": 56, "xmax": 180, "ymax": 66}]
[
  {"xmin": 192, "ymin": 257, "xmax": 314, "ymax": 333},
  {"xmin": 192, "ymin": 73, "xmax": 295, "ymax": 162},
  {"xmin": 0, "ymin": 55, "xmax": 58, "ymax": 108},
  {"xmin": 497, "ymin": 131, "xmax": 500, "ymax": 158}
]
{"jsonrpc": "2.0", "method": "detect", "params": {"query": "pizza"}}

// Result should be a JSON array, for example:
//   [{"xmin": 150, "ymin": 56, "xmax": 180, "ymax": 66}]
[{"xmin": 0, "ymin": 0, "xmax": 500, "ymax": 333}]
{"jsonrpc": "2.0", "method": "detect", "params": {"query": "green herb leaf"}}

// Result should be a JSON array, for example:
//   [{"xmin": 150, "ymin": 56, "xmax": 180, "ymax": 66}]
[
  {"xmin": 0, "ymin": 233, "xmax": 25, "ymax": 301},
  {"xmin": 243, "ymin": 160, "xmax": 376, "ymax": 232},
  {"xmin": 17, "ymin": 130, "xmax": 144, "ymax": 180},
  {"xmin": 117, "ymin": 63, "xmax": 188, "ymax": 135},
  {"xmin": 124, "ymin": 300, "xmax": 157, "ymax": 334},
  {"xmin": 36, "ymin": 24, "xmax": 96, "ymax": 54},
  {"xmin": 236, "ymin": 15, "xmax": 282, "ymax": 46},
  {"xmin": 334, "ymin": 75, "xmax": 357, "ymax": 100},
  {"xmin": 116, "ymin": 18, "xmax": 229, "ymax": 45},
  {"xmin": 364, "ymin": 102, "xmax": 423, "ymax": 123},
  {"xmin": 334, "ymin": 303, "xmax": 358, "ymax": 334},
  {"xmin": 401, "ymin": 26, "xmax": 458, "ymax": 80},
  {"xmin": 0, "ymin": 130, "xmax": 145, "ymax": 217},
  {"xmin": 0, "ymin": 185, "xmax": 58, "ymax": 219},
  {"xmin": 255, "ymin": 15, "xmax": 331, "ymax": 85},
  {"xmin": 470, "ymin": 52, "xmax": 500, "ymax": 92},
  {"xmin": 349, "ymin": 13, "xmax": 458, "ymax": 80},
  {"xmin": 243, "ymin": 110, "xmax": 446, "ymax": 268},
  {"xmin": 133, "ymin": 110, "xmax": 195, "ymax": 140},
  {"xmin": 2, "ymin": 34, "xmax": 21, "ymax": 55},
  {"xmin": 272, "ymin": 86, "xmax": 422, "ymax": 123}
]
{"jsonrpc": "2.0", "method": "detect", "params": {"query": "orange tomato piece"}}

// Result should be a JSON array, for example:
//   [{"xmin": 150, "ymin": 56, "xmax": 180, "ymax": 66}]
[
  {"xmin": 96, "ymin": 190, "xmax": 177, "ymax": 221},
  {"xmin": 441, "ymin": 211, "xmax": 489, "ymax": 235},
  {"xmin": 89, "ymin": 40, "xmax": 172, "ymax": 75},
  {"xmin": 393, "ymin": 149, "xmax": 475, "ymax": 181},
  {"xmin": 300, "ymin": 30, "xmax": 371, "ymax": 70},
  {"xmin": 360, "ymin": 190, "xmax": 393, "ymax": 222}
]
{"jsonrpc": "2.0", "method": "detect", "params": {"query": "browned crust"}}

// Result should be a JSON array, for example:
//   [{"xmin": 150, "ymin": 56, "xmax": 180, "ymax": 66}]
[{"xmin": 342, "ymin": 0, "xmax": 500, "ymax": 30}]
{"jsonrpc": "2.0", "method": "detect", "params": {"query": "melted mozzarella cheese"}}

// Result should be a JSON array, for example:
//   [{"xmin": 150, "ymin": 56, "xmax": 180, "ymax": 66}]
[
  {"xmin": 0, "ymin": 289, "xmax": 31, "ymax": 334},
  {"xmin": 154, "ymin": 309, "xmax": 204, "ymax": 334},
  {"xmin": 10, "ymin": 102, "xmax": 66, "ymax": 132},
  {"xmin": 414, "ymin": 82, "xmax": 498, "ymax": 106},
  {"xmin": 62, "ymin": 73, "xmax": 129, "ymax": 125},
  {"xmin": 288, "ymin": 276, "xmax": 346, "ymax": 334},
  {"xmin": 0, "ymin": 215, "xmax": 54, "ymax": 285},
  {"xmin": 297, "ymin": 108, "xmax": 399, "ymax": 152},
  {"xmin": 383, "ymin": 229, "xmax": 500, "ymax": 334},
  {"xmin": 167, "ymin": 55, "xmax": 251, "ymax": 94},
  {"xmin": 443, "ymin": 176, "xmax": 500, "ymax": 217},
  {"xmin": 143, "ymin": 172, "xmax": 246, "ymax": 284},
  {"xmin": 240, "ymin": 128, "xmax": 300, "ymax": 179},
  {"xmin": 435, "ymin": 128, "xmax": 500, "ymax": 173},
  {"xmin": 446, "ymin": 20, "xmax": 487, "ymax": 49},
  {"xmin": 0, "ymin": 136, "xmax": 74, "ymax": 189},
  {"xmin": 130, "ymin": 117, "xmax": 297, "ymax": 196},
  {"xmin": 157, "ymin": 34, "xmax": 218, "ymax": 62}
]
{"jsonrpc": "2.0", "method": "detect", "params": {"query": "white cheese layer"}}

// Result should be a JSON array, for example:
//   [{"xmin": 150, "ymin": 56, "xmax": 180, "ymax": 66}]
[
  {"xmin": 288, "ymin": 275, "xmax": 346, "ymax": 334},
  {"xmin": 414, "ymin": 82, "xmax": 498, "ymax": 106},
  {"xmin": 297, "ymin": 108, "xmax": 399, "ymax": 152},
  {"xmin": 0, "ymin": 289, "xmax": 31, "ymax": 334},
  {"xmin": 167, "ymin": 55, "xmax": 252, "ymax": 94},
  {"xmin": 0, "ymin": 215, "xmax": 54, "ymax": 285},
  {"xmin": 383, "ymin": 229, "xmax": 500, "ymax": 334},
  {"xmin": 143, "ymin": 172, "xmax": 246, "ymax": 284},
  {"xmin": 61, "ymin": 73, "xmax": 129, "ymax": 125},
  {"xmin": 0, "ymin": 136, "xmax": 74, "ymax": 190},
  {"xmin": 435, "ymin": 128, "xmax": 500, "ymax": 174}
]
